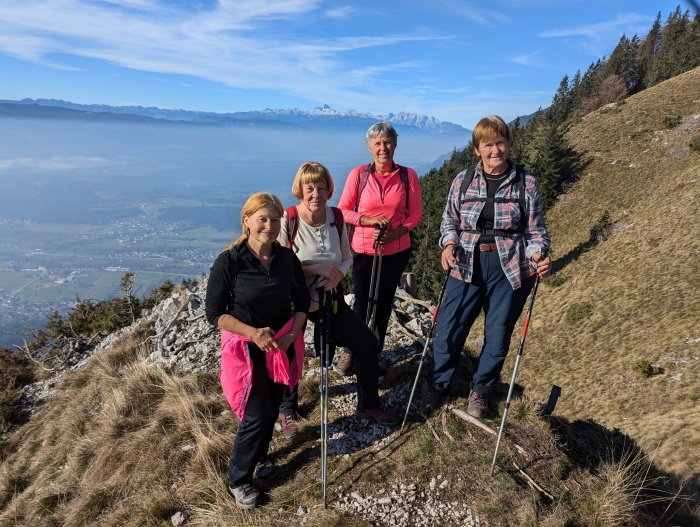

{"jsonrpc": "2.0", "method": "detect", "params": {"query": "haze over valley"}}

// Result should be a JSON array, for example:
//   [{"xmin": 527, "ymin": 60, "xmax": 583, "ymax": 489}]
[{"xmin": 0, "ymin": 101, "xmax": 471, "ymax": 347}]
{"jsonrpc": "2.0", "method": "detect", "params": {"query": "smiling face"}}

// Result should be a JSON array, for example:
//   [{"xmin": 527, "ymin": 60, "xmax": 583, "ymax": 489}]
[
  {"xmin": 243, "ymin": 205, "xmax": 281, "ymax": 246},
  {"xmin": 367, "ymin": 134, "xmax": 396, "ymax": 167},
  {"xmin": 474, "ymin": 134, "xmax": 510, "ymax": 175}
]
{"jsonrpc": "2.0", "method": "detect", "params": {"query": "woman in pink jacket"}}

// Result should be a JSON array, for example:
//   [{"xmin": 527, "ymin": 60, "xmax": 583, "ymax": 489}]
[{"xmin": 337, "ymin": 122, "xmax": 423, "ymax": 372}]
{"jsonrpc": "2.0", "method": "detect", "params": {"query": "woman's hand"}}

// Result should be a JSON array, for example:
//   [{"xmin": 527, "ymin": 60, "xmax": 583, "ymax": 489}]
[
  {"xmin": 276, "ymin": 332, "xmax": 297, "ymax": 352},
  {"xmin": 374, "ymin": 225, "xmax": 407, "ymax": 245},
  {"xmin": 312, "ymin": 262, "xmax": 344, "ymax": 291},
  {"xmin": 531, "ymin": 253, "xmax": 552, "ymax": 279},
  {"xmin": 252, "ymin": 327, "xmax": 280, "ymax": 352},
  {"xmin": 441, "ymin": 244, "xmax": 458, "ymax": 271},
  {"xmin": 363, "ymin": 215, "xmax": 390, "ymax": 229}
]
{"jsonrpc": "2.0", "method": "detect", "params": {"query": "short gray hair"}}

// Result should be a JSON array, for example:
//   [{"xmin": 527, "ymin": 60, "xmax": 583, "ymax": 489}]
[{"xmin": 365, "ymin": 121, "xmax": 398, "ymax": 146}]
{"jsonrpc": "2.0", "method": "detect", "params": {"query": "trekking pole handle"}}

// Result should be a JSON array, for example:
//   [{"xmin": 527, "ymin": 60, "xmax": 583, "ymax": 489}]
[{"xmin": 373, "ymin": 225, "xmax": 387, "ymax": 249}]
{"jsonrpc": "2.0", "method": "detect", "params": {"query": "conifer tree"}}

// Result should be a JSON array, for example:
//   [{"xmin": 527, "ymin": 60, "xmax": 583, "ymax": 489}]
[
  {"xmin": 650, "ymin": 6, "xmax": 691, "ymax": 84},
  {"xmin": 638, "ymin": 12, "xmax": 662, "ymax": 90}
]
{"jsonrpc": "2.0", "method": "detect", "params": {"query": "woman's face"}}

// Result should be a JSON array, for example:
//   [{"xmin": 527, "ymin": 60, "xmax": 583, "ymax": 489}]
[
  {"xmin": 474, "ymin": 134, "xmax": 509, "ymax": 174},
  {"xmin": 244, "ymin": 205, "xmax": 281, "ymax": 246},
  {"xmin": 300, "ymin": 180, "xmax": 329, "ymax": 213},
  {"xmin": 367, "ymin": 134, "xmax": 396, "ymax": 166}
]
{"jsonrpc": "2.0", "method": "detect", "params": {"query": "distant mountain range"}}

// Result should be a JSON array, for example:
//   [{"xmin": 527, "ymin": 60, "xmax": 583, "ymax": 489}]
[{"xmin": 0, "ymin": 98, "xmax": 469, "ymax": 134}]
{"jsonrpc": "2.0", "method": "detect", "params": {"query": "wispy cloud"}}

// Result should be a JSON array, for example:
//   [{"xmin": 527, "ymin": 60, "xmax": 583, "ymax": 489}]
[
  {"xmin": 0, "ymin": 0, "xmax": 449, "ymax": 109},
  {"xmin": 325, "ymin": 6, "xmax": 356, "ymax": 19},
  {"xmin": 510, "ymin": 50, "xmax": 552, "ymax": 69},
  {"xmin": 539, "ymin": 13, "xmax": 652, "ymax": 55}
]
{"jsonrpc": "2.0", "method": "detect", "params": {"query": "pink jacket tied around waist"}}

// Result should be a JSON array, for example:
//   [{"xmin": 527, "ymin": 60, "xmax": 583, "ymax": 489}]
[{"xmin": 219, "ymin": 318, "xmax": 304, "ymax": 421}]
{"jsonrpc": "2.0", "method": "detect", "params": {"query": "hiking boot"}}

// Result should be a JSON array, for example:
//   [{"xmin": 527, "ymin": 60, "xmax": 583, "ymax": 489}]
[
  {"xmin": 467, "ymin": 390, "xmax": 490, "ymax": 418},
  {"xmin": 228, "ymin": 482, "xmax": 259, "ymax": 509},
  {"xmin": 278, "ymin": 412, "xmax": 297, "ymax": 439},
  {"xmin": 253, "ymin": 458, "xmax": 274, "ymax": 481},
  {"xmin": 419, "ymin": 383, "xmax": 444, "ymax": 415},
  {"xmin": 356, "ymin": 406, "xmax": 400, "ymax": 427},
  {"xmin": 333, "ymin": 348, "xmax": 353, "ymax": 376}
]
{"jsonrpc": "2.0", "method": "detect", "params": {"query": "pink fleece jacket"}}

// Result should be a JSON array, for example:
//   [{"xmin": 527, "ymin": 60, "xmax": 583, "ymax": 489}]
[
  {"xmin": 219, "ymin": 318, "xmax": 305, "ymax": 421},
  {"xmin": 337, "ymin": 164, "xmax": 423, "ymax": 256}
]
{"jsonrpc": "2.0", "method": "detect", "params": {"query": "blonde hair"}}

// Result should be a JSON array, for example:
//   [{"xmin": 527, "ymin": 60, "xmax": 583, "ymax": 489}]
[
  {"xmin": 291, "ymin": 161, "xmax": 335, "ymax": 200},
  {"xmin": 472, "ymin": 115, "xmax": 510, "ymax": 148},
  {"xmin": 225, "ymin": 192, "xmax": 284, "ymax": 250}
]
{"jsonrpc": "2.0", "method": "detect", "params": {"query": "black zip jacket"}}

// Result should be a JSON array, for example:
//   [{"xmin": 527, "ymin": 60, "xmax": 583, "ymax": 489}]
[{"xmin": 205, "ymin": 242, "xmax": 310, "ymax": 333}]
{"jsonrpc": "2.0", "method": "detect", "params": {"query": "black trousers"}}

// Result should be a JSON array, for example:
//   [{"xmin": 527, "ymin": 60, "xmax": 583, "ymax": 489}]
[
  {"xmin": 228, "ymin": 344, "xmax": 285, "ymax": 488},
  {"xmin": 352, "ymin": 248, "xmax": 411, "ymax": 351},
  {"xmin": 279, "ymin": 298, "xmax": 380, "ymax": 414}
]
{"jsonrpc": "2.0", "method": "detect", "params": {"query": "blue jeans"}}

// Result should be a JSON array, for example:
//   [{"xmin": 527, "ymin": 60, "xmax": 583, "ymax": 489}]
[{"xmin": 429, "ymin": 249, "xmax": 532, "ymax": 395}]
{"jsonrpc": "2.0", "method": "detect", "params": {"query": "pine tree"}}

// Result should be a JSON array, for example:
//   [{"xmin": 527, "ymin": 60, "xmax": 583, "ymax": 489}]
[
  {"xmin": 547, "ymin": 75, "xmax": 573, "ymax": 126},
  {"xmin": 678, "ymin": 11, "xmax": 700, "ymax": 74},
  {"xmin": 523, "ymin": 122, "xmax": 568, "ymax": 210},
  {"xmin": 638, "ymin": 12, "xmax": 662, "ymax": 90},
  {"xmin": 650, "ymin": 6, "xmax": 691, "ymax": 84},
  {"xmin": 606, "ymin": 34, "xmax": 641, "ymax": 92}
]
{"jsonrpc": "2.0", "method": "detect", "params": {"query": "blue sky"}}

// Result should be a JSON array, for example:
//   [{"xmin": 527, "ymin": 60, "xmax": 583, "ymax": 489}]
[{"xmin": 0, "ymin": 1, "xmax": 692, "ymax": 128}]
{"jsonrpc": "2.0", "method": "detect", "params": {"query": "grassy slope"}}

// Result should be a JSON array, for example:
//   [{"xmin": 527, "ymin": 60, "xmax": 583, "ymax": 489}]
[
  {"xmin": 0, "ymin": 69, "xmax": 699, "ymax": 527},
  {"xmin": 507, "ymin": 66, "xmax": 700, "ymax": 482}
]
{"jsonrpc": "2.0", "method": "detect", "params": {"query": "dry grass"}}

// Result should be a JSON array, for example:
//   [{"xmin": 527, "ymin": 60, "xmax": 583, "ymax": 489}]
[
  {"xmin": 0, "ymin": 318, "xmax": 695, "ymax": 526},
  {"xmin": 1, "ymin": 68, "xmax": 700, "ymax": 526}
]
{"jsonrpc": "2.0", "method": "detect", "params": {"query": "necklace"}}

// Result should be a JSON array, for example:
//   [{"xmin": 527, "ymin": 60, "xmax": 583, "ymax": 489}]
[{"xmin": 484, "ymin": 172, "xmax": 509, "ymax": 181}]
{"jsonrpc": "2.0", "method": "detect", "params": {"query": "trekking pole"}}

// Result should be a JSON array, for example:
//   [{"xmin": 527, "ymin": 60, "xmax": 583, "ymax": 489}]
[
  {"xmin": 366, "ymin": 226, "xmax": 387, "ymax": 332},
  {"xmin": 317, "ymin": 287, "xmax": 332, "ymax": 507},
  {"xmin": 490, "ymin": 259, "xmax": 544, "ymax": 476},
  {"xmin": 400, "ymin": 247, "xmax": 457, "ymax": 433}
]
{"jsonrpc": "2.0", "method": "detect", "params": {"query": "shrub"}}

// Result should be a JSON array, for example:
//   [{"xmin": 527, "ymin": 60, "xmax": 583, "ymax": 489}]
[
  {"xmin": 566, "ymin": 303, "xmax": 593, "ymax": 325},
  {"xmin": 662, "ymin": 115, "xmax": 682, "ymax": 129},
  {"xmin": 546, "ymin": 273, "xmax": 567, "ymax": 287},
  {"xmin": 633, "ymin": 360, "xmax": 662, "ymax": 379},
  {"xmin": 690, "ymin": 134, "xmax": 700, "ymax": 153},
  {"xmin": 591, "ymin": 210, "xmax": 612, "ymax": 241}
]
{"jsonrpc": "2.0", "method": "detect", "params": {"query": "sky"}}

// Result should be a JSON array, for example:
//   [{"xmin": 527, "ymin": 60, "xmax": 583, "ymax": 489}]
[{"xmin": 0, "ymin": 1, "xmax": 695, "ymax": 128}]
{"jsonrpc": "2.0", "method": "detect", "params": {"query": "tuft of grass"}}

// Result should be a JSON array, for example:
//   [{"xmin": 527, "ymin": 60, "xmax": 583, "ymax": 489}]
[
  {"xmin": 575, "ymin": 448, "xmax": 682, "ymax": 527},
  {"xmin": 545, "ymin": 273, "xmax": 567, "ymax": 287},
  {"xmin": 566, "ymin": 302, "xmax": 593, "ymax": 325},
  {"xmin": 633, "ymin": 360, "xmax": 662, "ymax": 379},
  {"xmin": 690, "ymin": 134, "xmax": 700, "ymax": 152},
  {"xmin": 662, "ymin": 115, "xmax": 682, "ymax": 129}
]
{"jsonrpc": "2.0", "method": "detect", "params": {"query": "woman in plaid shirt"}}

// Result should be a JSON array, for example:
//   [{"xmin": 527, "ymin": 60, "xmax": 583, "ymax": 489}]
[{"xmin": 420, "ymin": 115, "xmax": 552, "ymax": 418}]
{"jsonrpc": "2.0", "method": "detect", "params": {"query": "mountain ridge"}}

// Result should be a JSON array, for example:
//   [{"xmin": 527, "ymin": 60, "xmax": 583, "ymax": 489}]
[{"xmin": 1, "ymin": 98, "xmax": 469, "ymax": 134}]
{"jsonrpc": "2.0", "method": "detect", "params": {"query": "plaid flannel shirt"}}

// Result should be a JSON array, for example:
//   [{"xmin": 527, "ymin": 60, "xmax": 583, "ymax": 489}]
[{"xmin": 439, "ymin": 160, "xmax": 550, "ymax": 289}]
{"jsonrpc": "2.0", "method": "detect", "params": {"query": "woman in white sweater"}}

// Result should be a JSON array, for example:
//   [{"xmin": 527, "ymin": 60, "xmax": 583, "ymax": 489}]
[{"xmin": 277, "ymin": 162, "xmax": 399, "ymax": 436}]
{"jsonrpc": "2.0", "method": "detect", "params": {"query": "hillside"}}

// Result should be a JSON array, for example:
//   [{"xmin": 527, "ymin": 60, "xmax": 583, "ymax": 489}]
[
  {"xmin": 0, "ymin": 70, "xmax": 699, "ymax": 527},
  {"xmin": 501, "ymin": 66, "xmax": 700, "ymax": 484}
]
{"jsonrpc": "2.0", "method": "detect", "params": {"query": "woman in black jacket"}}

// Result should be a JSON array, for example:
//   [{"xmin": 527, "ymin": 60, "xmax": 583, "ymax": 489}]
[{"xmin": 205, "ymin": 192, "xmax": 309, "ymax": 509}]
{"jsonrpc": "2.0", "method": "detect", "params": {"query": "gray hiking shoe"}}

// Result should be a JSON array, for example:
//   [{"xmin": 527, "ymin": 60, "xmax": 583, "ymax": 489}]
[
  {"xmin": 253, "ymin": 458, "xmax": 274, "ymax": 480},
  {"xmin": 333, "ymin": 348, "xmax": 353, "ymax": 376},
  {"xmin": 467, "ymin": 390, "xmax": 490, "ymax": 417},
  {"xmin": 277, "ymin": 412, "xmax": 297, "ymax": 439},
  {"xmin": 228, "ymin": 482, "xmax": 259, "ymax": 509}
]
